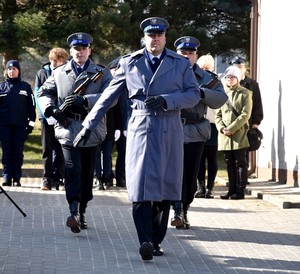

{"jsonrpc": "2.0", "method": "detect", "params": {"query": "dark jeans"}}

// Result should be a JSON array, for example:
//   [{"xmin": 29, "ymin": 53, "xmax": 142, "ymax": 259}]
[
  {"xmin": 132, "ymin": 201, "xmax": 170, "ymax": 245},
  {"xmin": 224, "ymin": 148, "xmax": 248, "ymax": 194},
  {"xmin": 40, "ymin": 119, "xmax": 65, "ymax": 180},
  {"xmin": 0, "ymin": 125, "xmax": 27, "ymax": 180},
  {"xmin": 62, "ymin": 144, "xmax": 96, "ymax": 206}
]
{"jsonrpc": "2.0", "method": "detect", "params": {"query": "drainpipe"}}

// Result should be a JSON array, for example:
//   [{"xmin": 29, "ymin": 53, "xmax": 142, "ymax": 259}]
[{"xmin": 248, "ymin": 0, "xmax": 259, "ymax": 177}]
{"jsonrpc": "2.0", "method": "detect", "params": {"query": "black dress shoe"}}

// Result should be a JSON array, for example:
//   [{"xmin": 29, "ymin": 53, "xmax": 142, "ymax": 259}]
[
  {"xmin": 230, "ymin": 193, "xmax": 245, "ymax": 200},
  {"xmin": 139, "ymin": 242, "xmax": 153, "ymax": 260},
  {"xmin": 220, "ymin": 192, "xmax": 234, "ymax": 200},
  {"xmin": 153, "ymin": 243, "xmax": 164, "ymax": 256}
]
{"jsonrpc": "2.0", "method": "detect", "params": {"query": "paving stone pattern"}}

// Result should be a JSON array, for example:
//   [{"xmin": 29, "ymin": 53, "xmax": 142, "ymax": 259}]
[{"xmin": 0, "ymin": 178, "xmax": 299, "ymax": 274}]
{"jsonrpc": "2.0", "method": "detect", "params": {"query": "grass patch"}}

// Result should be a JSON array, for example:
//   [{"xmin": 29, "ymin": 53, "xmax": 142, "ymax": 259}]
[{"xmin": 1, "ymin": 125, "xmax": 228, "ymax": 178}]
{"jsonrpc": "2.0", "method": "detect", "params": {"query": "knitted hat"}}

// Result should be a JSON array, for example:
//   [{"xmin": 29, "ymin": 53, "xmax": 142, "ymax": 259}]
[
  {"xmin": 223, "ymin": 65, "xmax": 241, "ymax": 82},
  {"xmin": 6, "ymin": 60, "xmax": 20, "ymax": 71}
]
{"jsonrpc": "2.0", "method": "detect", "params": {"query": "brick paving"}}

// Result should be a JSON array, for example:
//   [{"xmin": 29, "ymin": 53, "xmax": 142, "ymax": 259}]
[{"xmin": 0, "ymin": 177, "xmax": 299, "ymax": 274}]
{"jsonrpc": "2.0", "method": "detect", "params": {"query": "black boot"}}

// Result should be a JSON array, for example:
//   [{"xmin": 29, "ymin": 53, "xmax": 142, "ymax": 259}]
[
  {"xmin": 182, "ymin": 203, "xmax": 190, "ymax": 229},
  {"xmin": 79, "ymin": 203, "xmax": 87, "ymax": 229},
  {"xmin": 230, "ymin": 189, "xmax": 245, "ymax": 200},
  {"xmin": 170, "ymin": 201, "xmax": 183, "ymax": 227},
  {"xmin": 66, "ymin": 201, "xmax": 81, "ymax": 233},
  {"xmin": 205, "ymin": 181, "xmax": 215, "ymax": 198},
  {"xmin": 13, "ymin": 179, "xmax": 21, "ymax": 187},
  {"xmin": 195, "ymin": 181, "xmax": 206, "ymax": 198},
  {"xmin": 220, "ymin": 192, "xmax": 234, "ymax": 200},
  {"xmin": 2, "ymin": 178, "xmax": 12, "ymax": 186}
]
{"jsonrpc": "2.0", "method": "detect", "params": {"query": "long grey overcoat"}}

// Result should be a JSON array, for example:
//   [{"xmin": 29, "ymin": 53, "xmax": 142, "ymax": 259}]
[
  {"xmin": 37, "ymin": 59, "xmax": 112, "ymax": 147},
  {"xmin": 82, "ymin": 48, "xmax": 200, "ymax": 202}
]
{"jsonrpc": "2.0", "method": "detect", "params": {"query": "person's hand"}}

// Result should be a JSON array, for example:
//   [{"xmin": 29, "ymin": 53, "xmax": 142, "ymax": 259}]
[
  {"xmin": 64, "ymin": 95, "xmax": 87, "ymax": 106},
  {"xmin": 45, "ymin": 106, "xmax": 68, "ymax": 127},
  {"xmin": 73, "ymin": 127, "xmax": 91, "ymax": 147},
  {"xmin": 144, "ymin": 96, "xmax": 166, "ymax": 109},
  {"xmin": 114, "ymin": 130, "xmax": 121, "ymax": 141},
  {"xmin": 222, "ymin": 128, "xmax": 232, "ymax": 137},
  {"xmin": 26, "ymin": 125, "xmax": 34, "ymax": 135}
]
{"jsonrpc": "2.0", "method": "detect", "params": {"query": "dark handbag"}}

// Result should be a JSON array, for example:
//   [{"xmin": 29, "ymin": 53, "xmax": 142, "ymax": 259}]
[
  {"xmin": 247, "ymin": 128, "xmax": 263, "ymax": 151},
  {"xmin": 226, "ymin": 100, "xmax": 263, "ymax": 151}
]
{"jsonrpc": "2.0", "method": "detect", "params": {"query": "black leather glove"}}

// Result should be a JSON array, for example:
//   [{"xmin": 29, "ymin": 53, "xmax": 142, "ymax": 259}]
[
  {"xmin": 73, "ymin": 127, "xmax": 91, "ymax": 147},
  {"xmin": 26, "ymin": 125, "xmax": 34, "ymax": 135},
  {"xmin": 45, "ymin": 106, "xmax": 68, "ymax": 127},
  {"xmin": 144, "ymin": 96, "xmax": 166, "ymax": 109},
  {"xmin": 64, "ymin": 95, "xmax": 87, "ymax": 107}
]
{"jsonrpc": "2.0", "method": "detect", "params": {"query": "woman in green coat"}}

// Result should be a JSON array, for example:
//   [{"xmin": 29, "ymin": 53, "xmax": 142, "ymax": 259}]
[{"xmin": 215, "ymin": 66, "xmax": 252, "ymax": 200}]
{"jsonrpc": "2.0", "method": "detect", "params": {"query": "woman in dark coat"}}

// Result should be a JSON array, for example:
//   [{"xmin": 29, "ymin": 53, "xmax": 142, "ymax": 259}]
[{"xmin": 0, "ymin": 60, "xmax": 36, "ymax": 187}]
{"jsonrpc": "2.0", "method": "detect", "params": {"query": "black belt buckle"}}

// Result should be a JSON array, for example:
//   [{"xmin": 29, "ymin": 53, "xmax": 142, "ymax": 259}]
[
  {"xmin": 181, "ymin": 118, "xmax": 186, "ymax": 125},
  {"xmin": 73, "ymin": 113, "xmax": 81, "ymax": 120}
]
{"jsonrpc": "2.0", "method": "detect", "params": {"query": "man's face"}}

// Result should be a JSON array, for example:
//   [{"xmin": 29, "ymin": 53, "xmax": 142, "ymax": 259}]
[
  {"xmin": 144, "ymin": 33, "xmax": 166, "ymax": 56},
  {"xmin": 70, "ymin": 46, "xmax": 91, "ymax": 66},
  {"xmin": 177, "ymin": 50, "xmax": 198, "ymax": 66}
]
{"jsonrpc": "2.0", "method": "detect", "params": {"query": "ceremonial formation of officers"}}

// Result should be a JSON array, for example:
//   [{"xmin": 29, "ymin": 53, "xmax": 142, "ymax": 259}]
[{"xmin": 0, "ymin": 15, "xmax": 262, "ymax": 262}]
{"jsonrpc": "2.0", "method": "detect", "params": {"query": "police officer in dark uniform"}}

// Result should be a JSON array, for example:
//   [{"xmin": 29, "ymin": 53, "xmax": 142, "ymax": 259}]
[
  {"xmin": 170, "ymin": 36, "xmax": 227, "ymax": 229},
  {"xmin": 0, "ymin": 60, "xmax": 36, "ymax": 187},
  {"xmin": 37, "ymin": 33, "xmax": 112, "ymax": 233}
]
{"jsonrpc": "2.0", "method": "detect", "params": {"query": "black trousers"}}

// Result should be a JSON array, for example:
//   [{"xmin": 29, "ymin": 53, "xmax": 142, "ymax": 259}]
[
  {"xmin": 0, "ymin": 125, "xmax": 27, "ymax": 181},
  {"xmin": 182, "ymin": 141, "xmax": 205, "ymax": 205},
  {"xmin": 115, "ymin": 134, "xmax": 126, "ymax": 181},
  {"xmin": 224, "ymin": 148, "xmax": 248, "ymax": 194},
  {"xmin": 132, "ymin": 201, "xmax": 170, "ymax": 245},
  {"xmin": 40, "ymin": 119, "xmax": 65, "ymax": 180},
  {"xmin": 62, "ymin": 144, "xmax": 96, "ymax": 207},
  {"xmin": 198, "ymin": 144, "xmax": 218, "ymax": 186}
]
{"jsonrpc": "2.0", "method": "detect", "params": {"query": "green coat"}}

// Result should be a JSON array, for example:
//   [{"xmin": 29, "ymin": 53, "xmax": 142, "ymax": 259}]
[{"xmin": 215, "ymin": 83, "xmax": 252, "ymax": 151}]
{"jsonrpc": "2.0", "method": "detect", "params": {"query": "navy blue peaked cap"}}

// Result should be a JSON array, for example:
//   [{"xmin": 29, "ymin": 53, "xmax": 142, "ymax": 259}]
[
  {"xmin": 229, "ymin": 56, "xmax": 246, "ymax": 65},
  {"xmin": 140, "ymin": 17, "xmax": 169, "ymax": 34},
  {"xmin": 67, "ymin": 32, "xmax": 93, "ymax": 47},
  {"xmin": 174, "ymin": 36, "xmax": 200, "ymax": 51}
]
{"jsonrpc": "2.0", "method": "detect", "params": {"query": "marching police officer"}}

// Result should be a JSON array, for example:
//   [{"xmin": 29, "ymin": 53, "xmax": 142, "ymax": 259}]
[
  {"xmin": 37, "ymin": 32, "xmax": 112, "ymax": 233},
  {"xmin": 73, "ymin": 18, "xmax": 201, "ymax": 260},
  {"xmin": 170, "ymin": 36, "xmax": 228, "ymax": 229}
]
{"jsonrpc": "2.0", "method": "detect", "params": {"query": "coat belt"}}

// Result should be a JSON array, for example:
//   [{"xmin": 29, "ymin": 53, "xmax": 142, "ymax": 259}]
[{"xmin": 132, "ymin": 109, "xmax": 180, "ymax": 116}]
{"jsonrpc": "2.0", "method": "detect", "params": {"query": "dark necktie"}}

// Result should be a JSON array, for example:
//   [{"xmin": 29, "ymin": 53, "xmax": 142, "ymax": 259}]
[
  {"xmin": 152, "ymin": 57, "xmax": 160, "ymax": 72},
  {"xmin": 77, "ymin": 67, "xmax": 82, "ymax": 75}
]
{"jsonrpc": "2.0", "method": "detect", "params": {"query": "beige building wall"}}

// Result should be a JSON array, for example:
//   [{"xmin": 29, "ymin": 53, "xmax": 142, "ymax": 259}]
[{"xmin": 256, "ymin": 0, "xmax": 299, "ymax": 186}]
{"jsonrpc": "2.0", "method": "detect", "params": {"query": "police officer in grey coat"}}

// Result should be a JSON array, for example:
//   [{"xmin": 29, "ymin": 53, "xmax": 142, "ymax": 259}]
[
  {"xmin": 170, "ymin": 37, "xmax": 228, "ymax": 229},
  {"xmin": 73, "ymin": 17, "xmax": 201, "ymax": 260},
  {"xmin": 37, "ymin": 33, "xmax": 112, "ymax": 233}
]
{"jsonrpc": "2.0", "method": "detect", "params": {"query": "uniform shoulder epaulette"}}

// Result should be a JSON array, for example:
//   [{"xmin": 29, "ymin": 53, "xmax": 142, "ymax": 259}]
[
  {"xmin": 206, "ymin": 70, "xmax": 218, "ymax": 79},
  {"xmin": 96, "ymin": 64, "xmax": 106, "ymax": 70}
]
